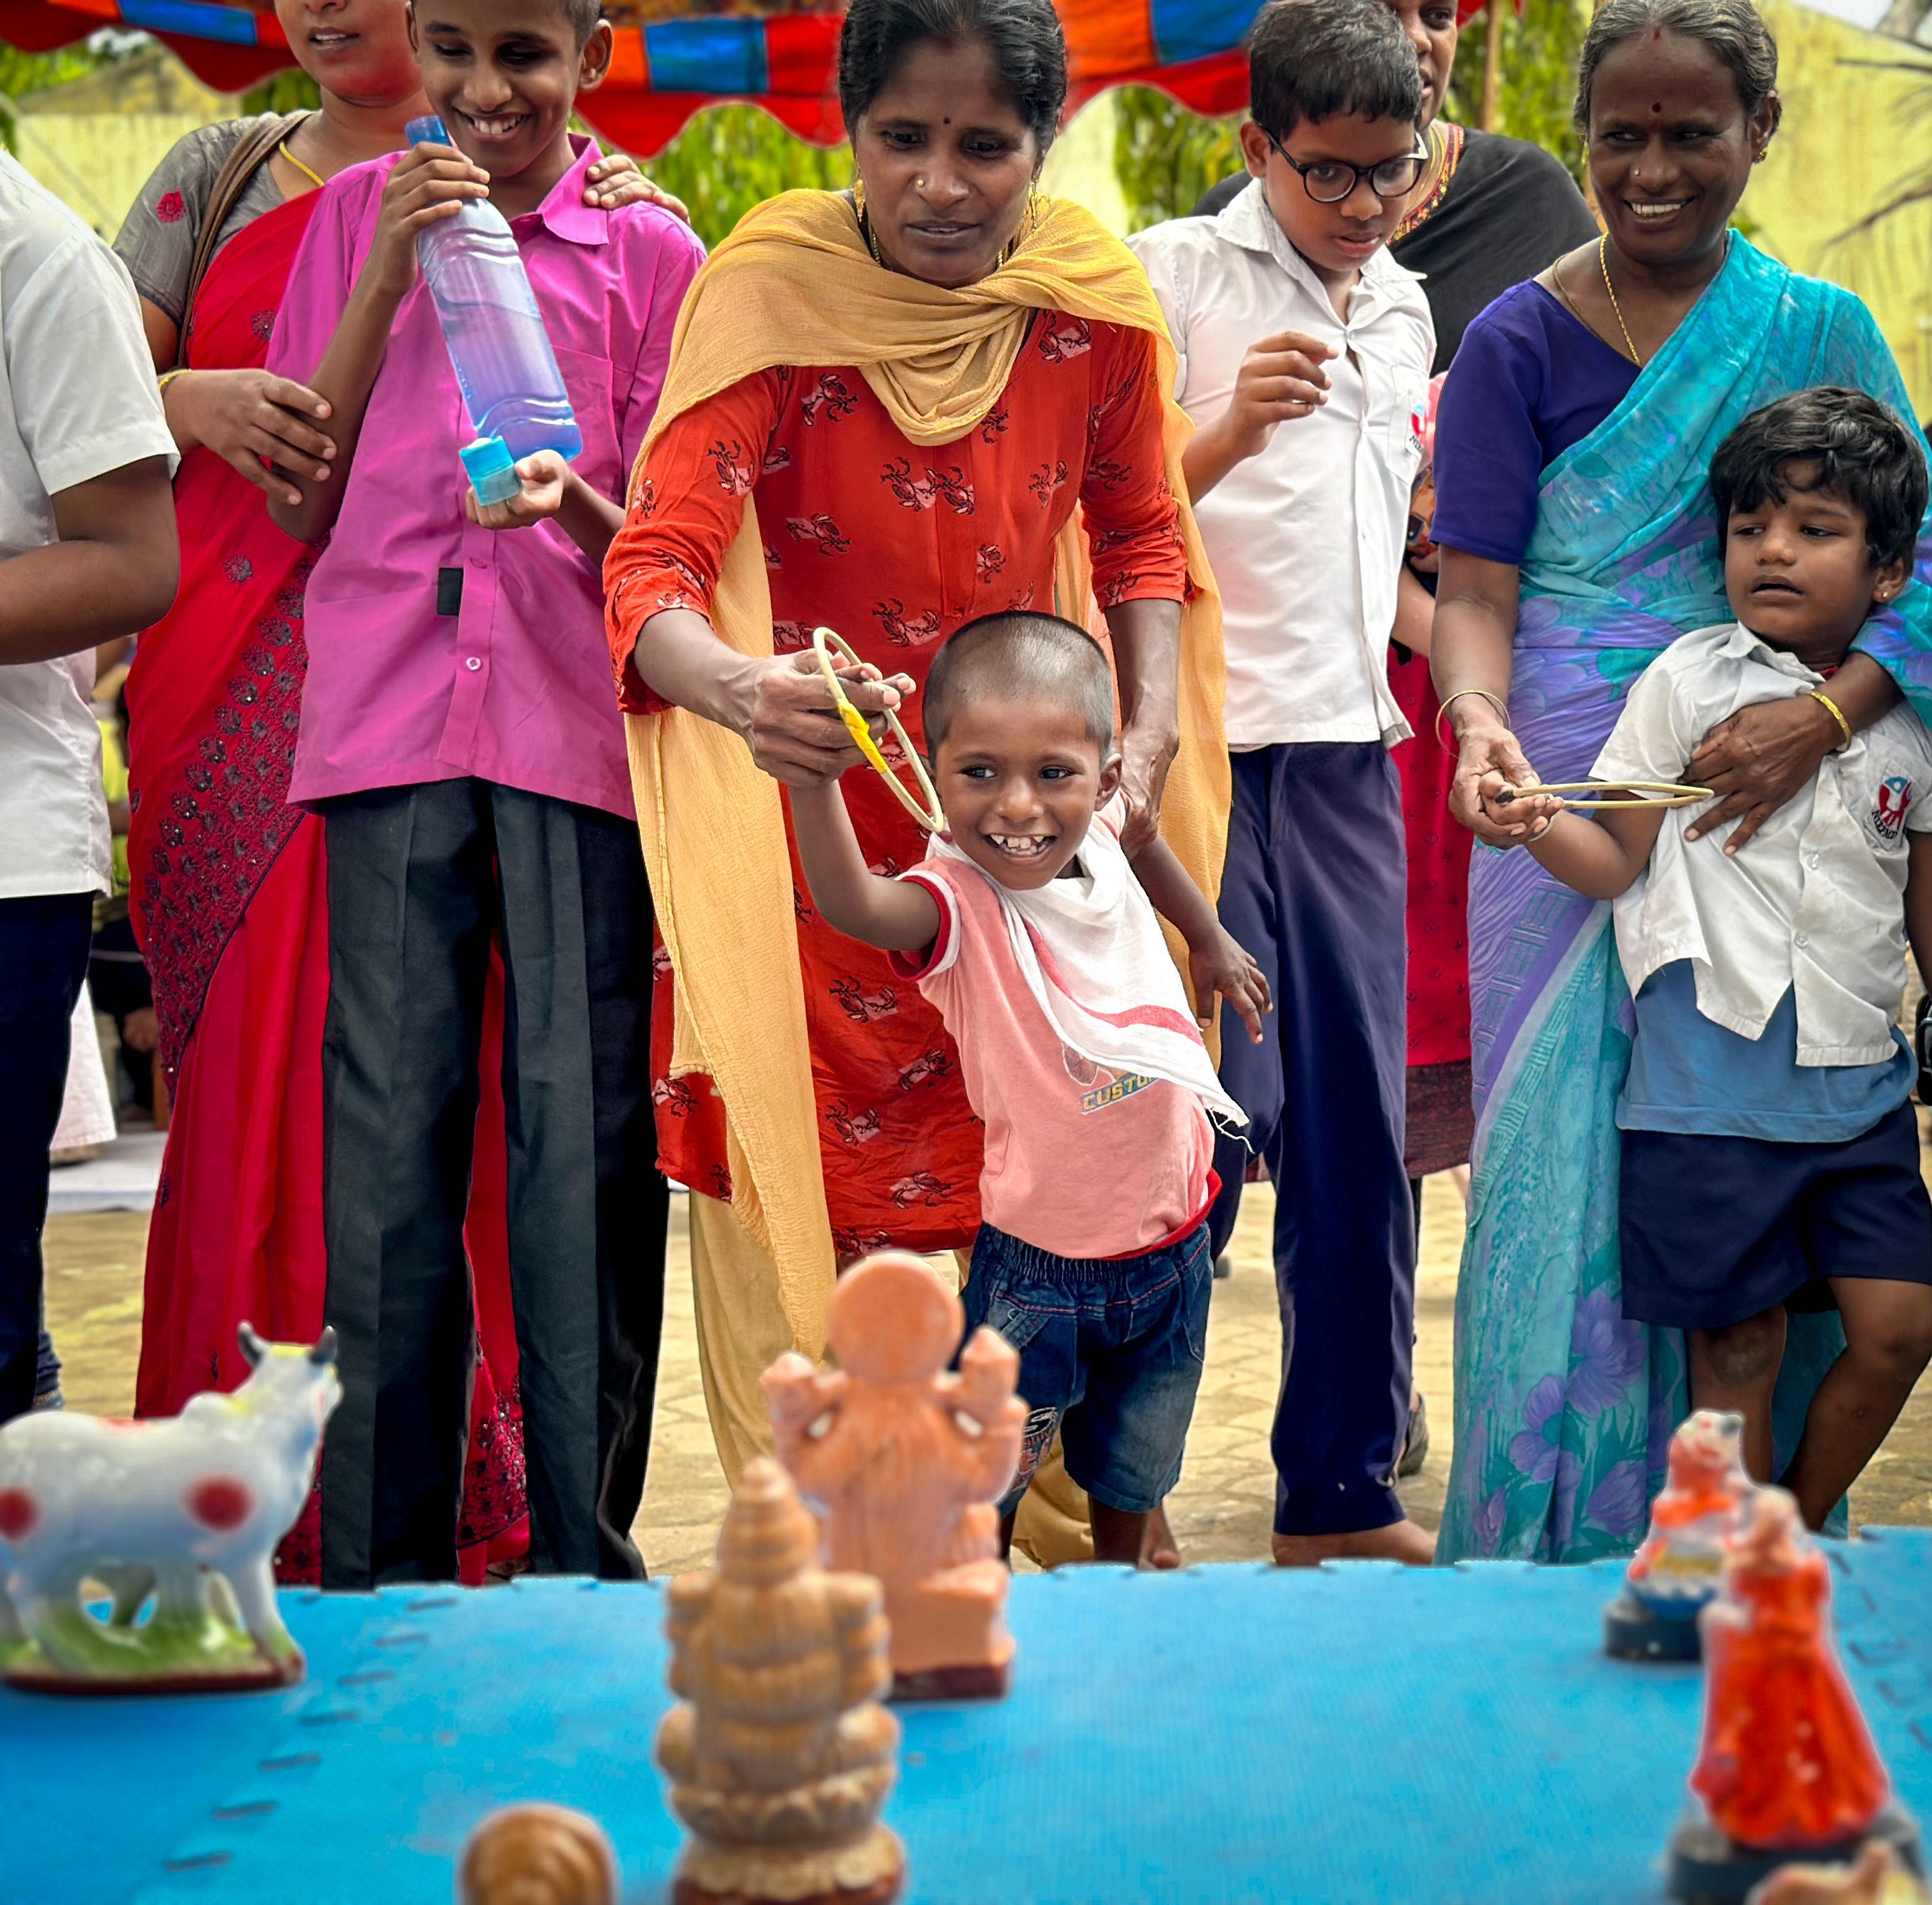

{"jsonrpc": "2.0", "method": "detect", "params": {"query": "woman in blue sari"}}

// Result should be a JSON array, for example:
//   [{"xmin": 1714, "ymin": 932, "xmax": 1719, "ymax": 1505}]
[{"xmin": 1429, "ymin": 0, "xmax": 1932, "ymax": 1562}]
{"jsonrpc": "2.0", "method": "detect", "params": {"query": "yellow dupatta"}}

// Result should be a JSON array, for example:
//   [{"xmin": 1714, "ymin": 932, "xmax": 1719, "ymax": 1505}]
[{"xmin": 619, "ymin": 188, "xmax": 1227, "ymax": 1357}]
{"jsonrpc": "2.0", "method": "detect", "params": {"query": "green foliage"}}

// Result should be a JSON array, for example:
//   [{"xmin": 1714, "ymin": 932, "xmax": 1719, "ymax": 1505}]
[
  {"xmin": 0, "ymin": 35, "xmax": 130, "ymax": 151},
  {"xmin": 241, "ymin": 69, "xmax": 323, "ymax": 117},
  {"xmin": 643, "ymin": 104, "xmax": 850, "ymax": 249},
  {"xmin": 1444, "ymin": 0, "xmax": 1588, "ymax": 182},
  {"xmin": 1111, "ymin": 85, "xmax": 1242, "ymax": 234}
]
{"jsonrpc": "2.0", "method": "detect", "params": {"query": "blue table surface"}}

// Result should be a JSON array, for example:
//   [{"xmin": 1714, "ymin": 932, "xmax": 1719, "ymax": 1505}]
[{"xmin": 6, "ymin": 1531, "xmax": 1932, "ymax": 1905}]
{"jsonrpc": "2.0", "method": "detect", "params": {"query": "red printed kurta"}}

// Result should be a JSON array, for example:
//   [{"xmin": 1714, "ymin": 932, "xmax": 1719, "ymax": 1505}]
[{"xmin": 609, "ymin": 316, "xmax": 1188, "ymax": 1253}]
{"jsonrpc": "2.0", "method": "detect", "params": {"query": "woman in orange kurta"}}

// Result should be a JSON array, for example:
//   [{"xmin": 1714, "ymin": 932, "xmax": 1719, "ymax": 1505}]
[
  {"xmin": 602, "ymin": 0, "xmax": 1226, "ymax": 1482},
  {"xmin": 615, "ymin": 321, "xmax": 1186, "ymax": 1249}
]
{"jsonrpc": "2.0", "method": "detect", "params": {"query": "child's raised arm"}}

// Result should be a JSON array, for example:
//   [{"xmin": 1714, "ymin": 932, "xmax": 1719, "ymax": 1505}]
[
  {"xmin": 268, "ymin": 146, "xmax": 491, "ymax": 545},
  {"xmin": 1128, "ymin": 836, "xmax": 1271, "ymax": 1043},
  {"xmin": 789, "ymin": 779, "xmax": 941, "ymax": 954}
]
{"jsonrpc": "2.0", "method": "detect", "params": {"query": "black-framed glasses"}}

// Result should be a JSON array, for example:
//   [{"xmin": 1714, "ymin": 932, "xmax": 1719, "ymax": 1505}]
[{"xmin": 1266, "ymin": 134, "xmax": 1428, "ymax": 205}]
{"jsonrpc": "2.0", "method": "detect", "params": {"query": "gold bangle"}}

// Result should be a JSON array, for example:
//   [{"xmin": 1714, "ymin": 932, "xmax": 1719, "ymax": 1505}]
[
  {"xmin": 1436, "ymin": 685, "xmax": 1510, "ymax": 749},
  {"xmin": 1809, "ymin": 687, "xmax": 1853, "ymax": 748},
  {"xmin": 157, "ymin": 369, "xmax": 188, "ymax": 393}
]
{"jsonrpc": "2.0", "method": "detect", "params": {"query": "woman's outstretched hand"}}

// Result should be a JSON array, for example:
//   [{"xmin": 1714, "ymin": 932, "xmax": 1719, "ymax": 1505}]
[
  {"xmin": 1448, "ymin": 709, "xmax": 1541, "ymax": 847},
  {"xmin": 1684, "ymin": 693, "xmax": 1840, "ymax": 854},
  {"xmin": 738, "ymin": 649, "xmax": 915, "ymax": 787}
]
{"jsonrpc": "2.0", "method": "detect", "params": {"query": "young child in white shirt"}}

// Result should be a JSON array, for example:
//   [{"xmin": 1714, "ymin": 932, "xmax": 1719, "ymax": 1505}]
[
  {"xmin": 1127, "ymin": 0, "xmax": 1437, "ymax": 1564},
  {"xmin": 1482, "ymin": 387, "xmax": 1932, "ymax": 1528}
]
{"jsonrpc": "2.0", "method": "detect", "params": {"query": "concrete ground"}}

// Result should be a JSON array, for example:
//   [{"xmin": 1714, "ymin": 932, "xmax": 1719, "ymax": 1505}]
[{"xmin": 39, "ymin": 1170, "xmax": 1932, "ymax": 1575}]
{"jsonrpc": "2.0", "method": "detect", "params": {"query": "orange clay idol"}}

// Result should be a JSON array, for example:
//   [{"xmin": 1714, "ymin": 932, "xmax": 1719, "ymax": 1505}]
[
  {"xmin": 1667, "ymin": 1487, "xmax": 1923, "ymax": 1902},
  {"xmin": 1605, "ymin": 1409, "xmax": 1751, "ymax": 1662},
  {"xmin": 762, "ymin": 1250, "xmax": 1027, "ymax": 1701}
]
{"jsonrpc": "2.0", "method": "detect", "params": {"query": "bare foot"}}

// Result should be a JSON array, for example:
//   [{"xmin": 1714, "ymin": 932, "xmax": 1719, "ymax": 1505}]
[
  {"xmin": 1141, "ymin": 1501, "xmax": 1182, "ymax": 1570},
  {"xmin": 1271, "ymin": 1520, "xmax": 1436, "ymax": 1567}
]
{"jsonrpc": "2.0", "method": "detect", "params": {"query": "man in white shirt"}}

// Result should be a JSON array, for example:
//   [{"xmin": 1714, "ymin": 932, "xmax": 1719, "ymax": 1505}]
[
  {"xmin": 0, "ymin": 154, "xmax": 178, "ymax": 1426},
  {"xmin": 1131, "ymin": 0, "xmax": 1437, "ymax": 1565}
]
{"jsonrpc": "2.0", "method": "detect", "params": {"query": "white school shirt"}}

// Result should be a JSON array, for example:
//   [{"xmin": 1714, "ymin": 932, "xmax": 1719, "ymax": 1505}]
[
  {"xmin": 1130, "ymin": 180, "xmax": 1434, "ymax": 750},
  {"xmin": 0, "ymin": 155, "xmax": 176, "ymax": 901},
  {"xmin": 1594, "ymin": 622, "xmax": 1932, "ymax": 1067}
]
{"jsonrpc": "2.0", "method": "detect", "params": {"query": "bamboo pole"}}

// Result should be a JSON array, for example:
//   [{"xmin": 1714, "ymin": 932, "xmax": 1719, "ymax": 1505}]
[{"xmin": 1479, "ymin": 0, "xmax": 1506, "ymax": 132}]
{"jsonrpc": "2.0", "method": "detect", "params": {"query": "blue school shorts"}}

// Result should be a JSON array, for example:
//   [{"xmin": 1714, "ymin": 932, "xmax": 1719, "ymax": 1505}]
[
  {"xmin": 1619, "ymin": 1101, "xmax": 1932, "ymax": 1330},
  {"xmin": 961, "ymin": 1217, "xmax": 1212, "ymax": 1516}
]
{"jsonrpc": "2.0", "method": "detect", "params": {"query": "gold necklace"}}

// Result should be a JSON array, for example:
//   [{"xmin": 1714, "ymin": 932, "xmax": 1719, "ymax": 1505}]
[
  {"xmin": 278, "ymin": 140, "xmax": 328, "ymax": 192},
  {"xmin": 1598, "ymin": 236, "xmax": 1643, "ymax": 366}
]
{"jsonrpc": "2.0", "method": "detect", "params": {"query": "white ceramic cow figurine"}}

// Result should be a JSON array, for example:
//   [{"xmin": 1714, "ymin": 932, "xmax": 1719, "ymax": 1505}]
[{"xmin": 0, "ymin": 1322, "xmax": 340, "ymax": 1692}]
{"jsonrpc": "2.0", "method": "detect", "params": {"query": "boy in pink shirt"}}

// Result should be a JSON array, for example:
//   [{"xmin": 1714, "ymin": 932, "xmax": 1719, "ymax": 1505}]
[
  {"xmin": 791, "ymin": 612, "xmax": 1269, "ymax": 1565},
  {"xmin": 266, "ymin": 0, "xmax": 702, "ymax": 1587}
]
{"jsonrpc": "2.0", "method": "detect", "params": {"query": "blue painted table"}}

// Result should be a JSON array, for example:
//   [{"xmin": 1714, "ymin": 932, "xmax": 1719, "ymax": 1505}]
[{"xmin": 8, "ymin": 1533, "xmax": 1932, "ymax": 1905}]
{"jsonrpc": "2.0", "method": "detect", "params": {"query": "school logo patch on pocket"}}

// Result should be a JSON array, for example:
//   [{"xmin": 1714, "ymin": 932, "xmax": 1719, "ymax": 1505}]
[{"xmin": 1874, "ymin": 773, "xmax": 1914, "ymax": 844}]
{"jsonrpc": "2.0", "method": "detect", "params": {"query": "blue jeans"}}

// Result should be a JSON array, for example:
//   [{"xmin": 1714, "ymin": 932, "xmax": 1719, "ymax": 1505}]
[{"xmin": 962, "ymin": 1218, "xmax": 1212, "ymax": 1516}]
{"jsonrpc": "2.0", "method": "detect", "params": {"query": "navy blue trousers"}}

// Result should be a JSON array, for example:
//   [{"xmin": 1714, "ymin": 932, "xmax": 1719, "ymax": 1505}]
[
  {"xmin": 0, "ymin": 893, "xmax": 93, "ymax": 1426},
  {"xmin": 1208, "ymin": 743, "xmax": 1415, "ymax": 1536}
]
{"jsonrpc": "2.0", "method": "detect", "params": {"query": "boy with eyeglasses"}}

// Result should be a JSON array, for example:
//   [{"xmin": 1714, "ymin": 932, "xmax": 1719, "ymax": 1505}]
[{"xmin": 1130, "ymin": 0, "xmax": 1437, "ymax": 1565}]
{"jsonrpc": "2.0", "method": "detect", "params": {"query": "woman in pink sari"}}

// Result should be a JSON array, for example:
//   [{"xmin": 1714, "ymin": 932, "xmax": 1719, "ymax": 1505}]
[{"xmin": 115, "ymin": 0, "xmax": 672, "ymax": 1582}]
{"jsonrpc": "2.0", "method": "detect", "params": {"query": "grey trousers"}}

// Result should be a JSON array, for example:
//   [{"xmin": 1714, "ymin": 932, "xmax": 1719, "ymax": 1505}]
[{"xmin": 319, "ymin": 779, "xmax": 666, "ymax": 1586}]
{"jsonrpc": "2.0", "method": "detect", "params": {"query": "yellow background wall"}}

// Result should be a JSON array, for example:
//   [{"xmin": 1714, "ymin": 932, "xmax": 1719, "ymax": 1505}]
[{"xmin": 1743, "ymin": 0, "xmax": 1932, "ymax": 418}]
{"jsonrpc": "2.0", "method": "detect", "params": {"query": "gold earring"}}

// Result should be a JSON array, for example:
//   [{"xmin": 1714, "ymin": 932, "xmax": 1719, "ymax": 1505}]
[{"xmin": 852, "ymin": 177, "xmax": 867, "ymax": 216}]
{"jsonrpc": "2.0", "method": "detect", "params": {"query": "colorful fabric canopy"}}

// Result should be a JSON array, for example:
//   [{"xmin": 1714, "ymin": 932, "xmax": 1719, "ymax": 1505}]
[{"xmin": 1, "ymin": 0, "xmax": 1297, "ymax": 151}]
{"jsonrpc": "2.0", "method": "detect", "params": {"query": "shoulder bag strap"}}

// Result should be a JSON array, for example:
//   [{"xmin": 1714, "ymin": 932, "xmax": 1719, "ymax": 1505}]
[{"xmin": 175, "ymin": 110, "xmax": 314, "ymax": 367}]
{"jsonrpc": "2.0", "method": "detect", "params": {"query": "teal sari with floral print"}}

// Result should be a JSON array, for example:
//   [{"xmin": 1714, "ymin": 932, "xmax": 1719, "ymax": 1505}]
[{"xmin": 1441, "ymin": 236, "xmax": 1932, "ymax": 1562}]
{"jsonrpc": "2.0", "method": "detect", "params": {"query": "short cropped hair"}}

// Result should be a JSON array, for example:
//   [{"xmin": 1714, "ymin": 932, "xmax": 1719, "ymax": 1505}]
[
  {"xmin": 1710, "ymin": 387, "xmax": 1928, "ymax": 571},
  {"xmin": 561, "ymin": 0, "xmax": 602, "ymax": 43},
  {"xmin": 1247, "ymin": 0, "xmax": 1423, "ymax": 145},
  {"xmin": 922, "ymin": 611, "xmax": 1114, "ymax": 757}
]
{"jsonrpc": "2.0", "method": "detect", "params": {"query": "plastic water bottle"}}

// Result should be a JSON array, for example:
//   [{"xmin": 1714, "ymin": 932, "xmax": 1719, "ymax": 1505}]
[{"xmin": 404, "ymin": 116, "xmax": 582, "ymax": 489}]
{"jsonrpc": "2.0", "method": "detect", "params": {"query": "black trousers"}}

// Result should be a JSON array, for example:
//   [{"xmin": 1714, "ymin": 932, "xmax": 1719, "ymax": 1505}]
[
  {"xmin": 1206, "ymin": 744, "xmax": 1415, "ymax": 1538},
  {"xmin": 0, "ymin": 893, "xmax": 93, "ymax": 1426},
  {"xmin": 319, "ymin": 781, "xmax": 666, "ymax": 1586}
]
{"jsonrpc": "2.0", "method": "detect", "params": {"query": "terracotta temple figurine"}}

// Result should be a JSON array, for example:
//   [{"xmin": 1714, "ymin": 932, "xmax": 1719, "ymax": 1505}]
[
  {"xmin": 458, "ymin": 1804, "xmax": 617, "ymax": 1905},
  {"xmin": 1606, "ymin": 1408, "xmax": 1751, "ymax": 1662},
  {"xmin": 762, "ymin": 1249, "xmax": 1026, "ymax": 1699},
  {"xmin": 0, "ymin": 1322, "xmax": 339, "ymax": 1693},
  {"xmin": 656, "ymin": 1458, "xmax": 903, "ymax": 1905},
  {"xmin": 1668, "ymin": 1487, "xmax": 1924, "ymax": 1902}
]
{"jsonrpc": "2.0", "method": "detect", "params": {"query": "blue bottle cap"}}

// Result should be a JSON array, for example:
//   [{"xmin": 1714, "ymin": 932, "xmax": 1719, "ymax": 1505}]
[
  {"xmin": 404, "ymin": 115, "xmax": 452, "ymax": 147},
  {"xmin": 460, "ymin": 437, "xmax": 521, "ymax": 506}
]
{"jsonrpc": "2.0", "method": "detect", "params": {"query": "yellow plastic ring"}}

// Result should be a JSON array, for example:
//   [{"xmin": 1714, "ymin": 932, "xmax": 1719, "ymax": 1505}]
[{"xmin": 810, "ymin": 626, "xmax": 946, "ymax": 832}]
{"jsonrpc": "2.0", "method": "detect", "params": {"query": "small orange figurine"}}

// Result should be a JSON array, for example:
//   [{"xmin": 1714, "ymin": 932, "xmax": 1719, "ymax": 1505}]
[
  {"xmin": 1606, "ymin": 1409, "xmax": 1751, "ymax": 1662},
  {"xmin": 1668, "ymin": 1487, "xmax": 1923, "ymax": 1901},
  {"xmin": 762, "ymin": 1250, "xmax": 1027, "ymax": 1700}
]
